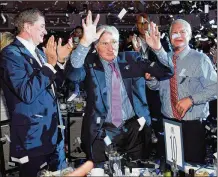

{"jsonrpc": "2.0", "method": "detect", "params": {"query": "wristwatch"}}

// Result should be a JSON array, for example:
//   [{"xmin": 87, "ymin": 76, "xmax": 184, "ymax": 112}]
[{"xmin": 188, "ymin": 95, "xmax": 194, "ymax": 105}]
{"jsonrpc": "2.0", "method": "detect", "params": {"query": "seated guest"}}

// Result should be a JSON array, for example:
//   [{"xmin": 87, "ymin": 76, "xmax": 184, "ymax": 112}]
[{"xmin": 66, "ymin": 10, "xmax": 173, "ymax": 165}]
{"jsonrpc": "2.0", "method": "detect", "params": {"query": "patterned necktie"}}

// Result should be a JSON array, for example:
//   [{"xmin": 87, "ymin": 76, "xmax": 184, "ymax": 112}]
[
  {"xmin": 109, "ymin": 62, "xmax": 122, "ymax": 128},
  {"xmin": 170, "ymin": 55, "xmax": 181, "ymax": 119},
  {"xmin": 35, "ymin": 47, "xmax": 56, "ymax": 96},
  {"xmin": 35, "ymin": 48, "xmax": 45, "ymax": 65}
]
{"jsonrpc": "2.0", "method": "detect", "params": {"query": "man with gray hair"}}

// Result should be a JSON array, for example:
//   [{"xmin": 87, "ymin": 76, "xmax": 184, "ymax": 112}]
[
  {"xmin": 67, "ymin": 11, "xmax": 173, "ymax": 164},
  {"xmin": 145, "ymin": 19, "xmax": 217, "ymax": 164}
]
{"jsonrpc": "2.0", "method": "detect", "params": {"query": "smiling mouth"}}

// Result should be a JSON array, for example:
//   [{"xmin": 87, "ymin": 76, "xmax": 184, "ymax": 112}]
[
  {"xmin": 107, "ymin": 53, "xmax": 115, "ymax": 55},
  {"xmin": 175, "ymin": 39, "xmax": 183, "ymax": 42}
]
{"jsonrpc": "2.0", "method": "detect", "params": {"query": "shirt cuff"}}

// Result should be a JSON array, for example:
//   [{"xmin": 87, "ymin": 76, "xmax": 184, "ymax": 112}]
[
  {"xmin": 44, "ymin": 63, "xmax": 57, "ymax": 74},
  {"xmin": 77, "ymin": 43, "xmax": 91, "ymax": 52},
  {"xmin": 146, "ymin": 78, "xmax": 159, "ymax": 90},
  {"xmin": 71, "ymin": 43, "xmax": 90, "ymax": 68},
  {"xmin": 57, "ymin": 56, "xmax": 70, "ymax": 69},
  {"xmin": 152, "ymin": 46, "xmax": 167, "ymax": 57},
  {"xmin": 57, "ymin": 61, "xmax": 66, "ymax": 69},
  {"xmin": 188, "ymin": 95, "xmax": 195, "ymax": 105}
]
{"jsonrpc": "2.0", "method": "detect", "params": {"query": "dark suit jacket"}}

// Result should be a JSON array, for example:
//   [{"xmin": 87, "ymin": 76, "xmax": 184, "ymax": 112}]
[
  {"xmin": 123, "ymin": 36, "xmax": 172, "ymax": 119},
  {"xmin": 123, "ymin": 36, "xmax": 172, "ymax": 63},
  {"xmin": 66, "ymin": 51, "xmax": 173, "ymax": 159},
  {"xmin": 0, "ymin": 39, "xmax": 64, "ymax": 158}
]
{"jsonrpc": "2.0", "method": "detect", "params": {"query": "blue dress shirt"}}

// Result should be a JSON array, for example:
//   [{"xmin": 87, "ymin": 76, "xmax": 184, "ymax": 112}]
[{"xmin": 147, "ymin": 45, "xmax": 217, "ymax": 120}]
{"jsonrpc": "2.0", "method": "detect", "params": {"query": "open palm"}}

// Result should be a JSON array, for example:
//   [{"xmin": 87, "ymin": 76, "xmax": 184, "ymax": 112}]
[
  {"xmin": 43, "ymin": 35, "xmax": 57, "ymax": 66},
  {"xmin": 57, "ymin": 38, "xmax": 73, "ymax": 63},
  {"xmin": 145, "ymin": 22, "xmax": 161, "ymax": 50},
  {"xmin": 81, "ymin": 10, "xmax": 105, "ymax": 47}
]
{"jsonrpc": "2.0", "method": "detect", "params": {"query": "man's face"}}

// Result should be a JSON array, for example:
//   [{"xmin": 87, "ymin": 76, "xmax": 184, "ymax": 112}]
[
  {"xmin": 27, "ymin": 15, "xmax": 47, "ymax": 45},
  {"xmin": 170, "ymin": 22, "xmax": 190, "ymax": 50},
  {"xmin": 136, "ymin": 16, "xmax": 150, "ymax": 36},
  {"xmin": 127, "ymin": 34, "xmax": 134, "ymax": 43},
  {"xmin": 96, "ymin": 32, "xmax": 119, "ymax": 62},
  {"xmin": 75, "ymin": 28, "xmax": 83, "ymax": 38}
]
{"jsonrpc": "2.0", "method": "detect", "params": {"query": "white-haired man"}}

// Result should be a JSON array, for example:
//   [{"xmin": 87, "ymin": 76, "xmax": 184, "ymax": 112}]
[
  {"xmin": 67, "ymin": 11, "xmax": 174, "ymax": 164},
  {"xmin": 145, "ymin": 19, "xmax": 217, "ymax": 164}
]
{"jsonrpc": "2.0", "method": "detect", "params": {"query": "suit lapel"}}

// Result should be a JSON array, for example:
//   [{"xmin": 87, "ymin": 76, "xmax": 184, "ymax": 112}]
[
  {"xmin": 92, "ymin": 56, "xmax": 108, "ymax": 111},
  {"xmin": 38, "ymin": 49, "xmax": 48, "ymax": 63},
  {"xmin": 12, "ymin": 39, "xmax": 41, "ymax": 68},
  {"xmin": 12, "ymin": 39, "xmax": 55, "ymax": 98}
]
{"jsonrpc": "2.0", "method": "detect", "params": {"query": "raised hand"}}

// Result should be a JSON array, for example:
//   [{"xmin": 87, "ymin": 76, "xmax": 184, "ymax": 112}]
[
  {"xmin": 43, "ymin": 35, "xmax": 57, "ymax": 66},
  {"xmin": 80, "ymin": 10, "xmax": 105, "ymax": 47},
  {"xmin": 132, "ymin": 35, "xmax": 142, "ymax": 52},
  {"xmin": 57, "ymin": 37, "xmax": 73, "ymax": 63},
  {"xmin": 145, "ymin": 22, "xmax": 161, "ymax": 50}
]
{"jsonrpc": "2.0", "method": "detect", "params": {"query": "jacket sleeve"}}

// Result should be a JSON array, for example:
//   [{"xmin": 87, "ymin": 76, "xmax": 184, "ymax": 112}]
[
  {"xmin": 65, "ymin": 59, "xmax": 86, "ymax": 83},
  {"xmin": 139, "ymin": 59, "xmax": 174, "ymax": 80},
  {"xmin": 0, "ymin": 47, "xmax": 56, "ymax": 104},
  {"xmin": 122, "ymin": 51, "xmax": 174, "ymax": 80}
]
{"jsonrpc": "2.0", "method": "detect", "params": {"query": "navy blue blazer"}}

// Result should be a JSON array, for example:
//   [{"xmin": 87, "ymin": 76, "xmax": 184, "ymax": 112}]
[
  {"xmin": 66, "ymin": 51, "xmax": 173, "ymax": 159},
  {"xmin": 0, "ymin": 39, "xmax": 64, "ymax": 158}
]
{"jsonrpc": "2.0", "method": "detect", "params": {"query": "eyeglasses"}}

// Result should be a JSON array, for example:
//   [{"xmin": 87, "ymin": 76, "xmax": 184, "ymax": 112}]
[
  {"xmin": 171, "ymin": 29, "xmax": 188, "ymax": 35},
  {"xmin": 98, "ymin": 40, "xmax": 118, "ymax": 47}
]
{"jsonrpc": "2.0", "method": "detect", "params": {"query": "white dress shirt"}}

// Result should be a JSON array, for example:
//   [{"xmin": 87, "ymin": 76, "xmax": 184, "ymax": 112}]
[
  {"xmin": 16, "ymin": 36, "xmax": 56, "ymax": 73},
  {"xmin": 16, "ymin": 36, "xmax": 57, "ymax": 94}
]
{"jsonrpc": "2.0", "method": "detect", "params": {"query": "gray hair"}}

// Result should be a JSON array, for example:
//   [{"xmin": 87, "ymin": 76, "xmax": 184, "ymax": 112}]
[
  {"xmin": 94, "ymin": 25, "xmax": 119, "ymax": 45},
  {"xmin": 14, "ymin": 8, "xmax": 44, "ymax": 33},
  {"xmin": 169, "ymin": 19, "xmax": 192, "ymax": 40}
]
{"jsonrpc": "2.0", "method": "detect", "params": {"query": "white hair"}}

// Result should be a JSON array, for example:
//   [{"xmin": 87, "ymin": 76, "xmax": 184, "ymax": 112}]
[
  {"xmin": 169, "ymin": 19, "xmax": 192, "ymax": 40},
  {"xmin": 95, "ymin": 25, "xmax": 119, "ymax": 45}
]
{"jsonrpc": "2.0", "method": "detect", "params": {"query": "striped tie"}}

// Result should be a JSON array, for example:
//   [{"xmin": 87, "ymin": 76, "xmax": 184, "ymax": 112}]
[
  {"xmin": 35, "ymin": 48, "xmax": 45, "ymax": 65},
  {"xmin": 170, "ymin": 55, "xmax": 181, "ymax": 119},
  {"xmin": 109, "ymin": 62, "xmax": 122, "ymax": 128}
]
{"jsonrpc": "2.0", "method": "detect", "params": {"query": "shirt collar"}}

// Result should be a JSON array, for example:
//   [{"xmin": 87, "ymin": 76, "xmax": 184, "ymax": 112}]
[
  {"xmin": 101, "ymin": 57, "xmax": 118, "ymax": 66},
  {"xmin": 174, "ymin": 45, "xmax": 191, "ymax": 60},
  {"xmin": 16, "ymin": 36, "xmax": 36, "ymax": 54}
]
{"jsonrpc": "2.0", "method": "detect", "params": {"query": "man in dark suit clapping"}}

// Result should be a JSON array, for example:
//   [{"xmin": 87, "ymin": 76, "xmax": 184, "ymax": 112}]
[{"xmin": 0, "ymin": 8, "xmax": 72, "ymax": 177}]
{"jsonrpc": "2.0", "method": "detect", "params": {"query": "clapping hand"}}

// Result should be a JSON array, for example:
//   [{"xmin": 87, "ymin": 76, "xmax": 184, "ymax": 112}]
[
  {"xmin": 145, "ymin": 22, "xmax": 162, "ymax": 50},
  {"xmin": 80, "ymin": 10, "xmax": 105, "ymax": 47},
  {"xmin": 43, "ymin": 35, "xmax": 58, "ymax": 66},
  {"xmin": 57, "ymin": 37, "xmax": 73, "ymax": 63}
]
